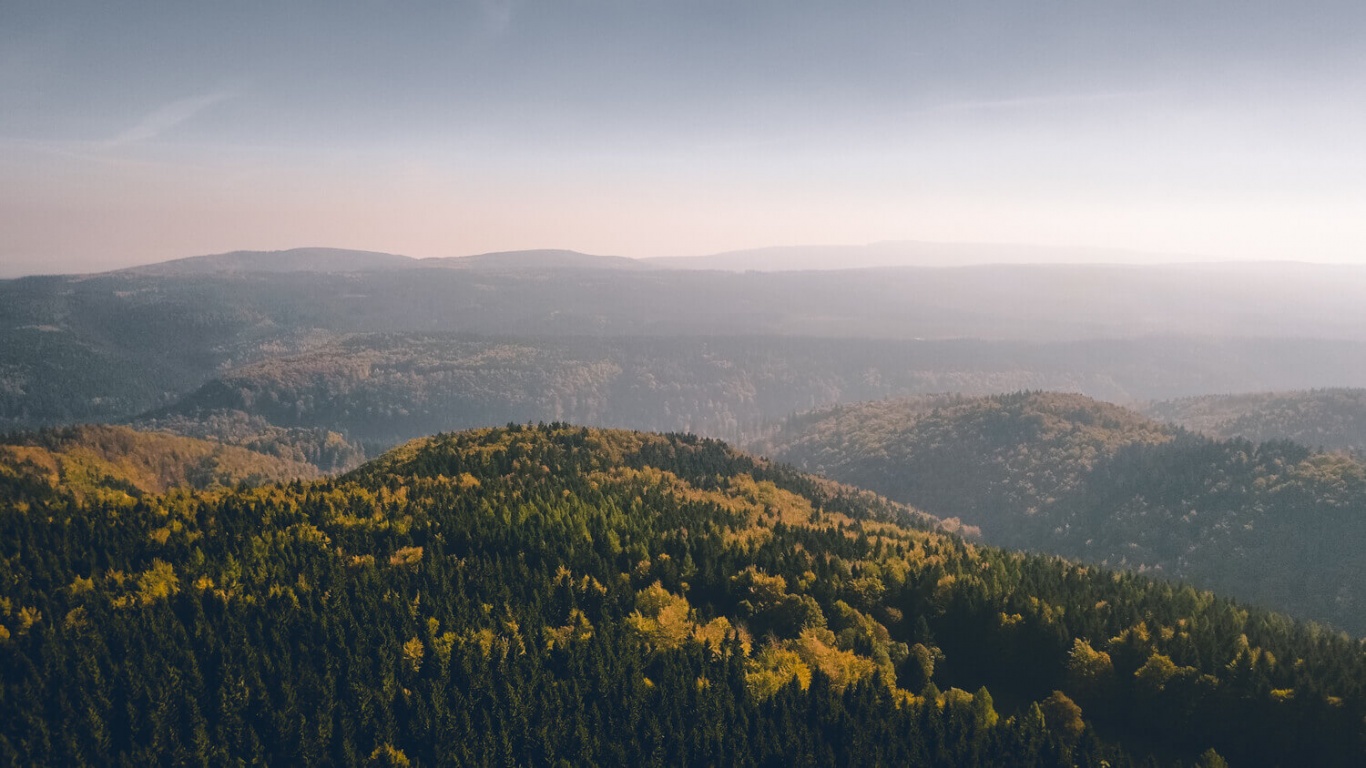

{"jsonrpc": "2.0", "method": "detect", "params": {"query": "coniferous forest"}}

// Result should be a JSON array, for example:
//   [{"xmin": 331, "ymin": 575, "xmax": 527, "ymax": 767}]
[
  {"xmin": 2, "ymin": 425, "xmax": 1362, "ymax": 766},
  {"xmin": 758, "ymin": 392, "xmax": 1366, "ymax": 634},
  {"xmin": 12, "ymin": 0, "xmax": 1366, "ymax": 763}
]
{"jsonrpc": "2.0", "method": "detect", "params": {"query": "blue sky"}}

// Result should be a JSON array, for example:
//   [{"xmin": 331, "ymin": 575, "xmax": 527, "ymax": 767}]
[{"xmin": 3, "ymin": 1, "xmax": 1365, "ymax": 274}]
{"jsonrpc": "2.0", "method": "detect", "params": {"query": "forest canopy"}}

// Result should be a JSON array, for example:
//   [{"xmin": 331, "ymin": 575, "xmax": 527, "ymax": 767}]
[{"xmin": 2, "ymin": 424, "xmax": 1361, "ymax": 765}]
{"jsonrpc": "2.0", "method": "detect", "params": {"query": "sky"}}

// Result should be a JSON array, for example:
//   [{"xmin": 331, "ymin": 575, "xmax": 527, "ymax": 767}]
[{"xmin": 2, "ymin": 1, "xmax": 1366, "ymax": 275}]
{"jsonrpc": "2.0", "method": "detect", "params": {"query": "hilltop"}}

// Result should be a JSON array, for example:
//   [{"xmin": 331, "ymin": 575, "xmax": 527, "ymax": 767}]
[
  {"xmin": 119, "ymin": 247, "xmax": 649, "ymax": 277},
  {"xmin": 1145, "ymin": 389, "xmax": 1366, "ymax": 454},
  {"xmin": 3, "ymin": 424, "xmax": 1359, "ymax": 765},
  {"xmin": 119, "ymin": 247, "xmax": 417, "ymax": 275},
  {"xmin": 757, "ymin": 392, "xmax": 1366, "ymax": 633}
]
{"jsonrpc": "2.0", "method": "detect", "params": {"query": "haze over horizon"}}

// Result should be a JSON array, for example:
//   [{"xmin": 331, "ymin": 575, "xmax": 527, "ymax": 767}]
[
  {"xmin": 0, "ymin": 240, "xmax": 1253, "ymax": 279},
  {"xmin": 0, "ymin": 240, "xmax": 1352, "ymax": 280},
  {"xmin": 4, "ymin": 1, "xmax": 1366, "ymax": 275}
]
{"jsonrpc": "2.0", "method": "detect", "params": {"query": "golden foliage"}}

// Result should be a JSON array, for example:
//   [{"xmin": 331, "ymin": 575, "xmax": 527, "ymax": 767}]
[
  {"xmin": 136, "ymin": 560, "xmax": 179, "ymax": 606},
  {"xmin": 368, "ymin": 743, "xmax": 412, "ymax": 767},
  {"xmin": 402, "ymin": 637, "xmax": 425, "ymax": 674},
  {"xmin": 17, "ymin": 606, "xmax": 42, "ymax": 633},
  {"xmin": 745, "ymin": 644, "xmax": 812, "ymax": 701},
  {"xmin": 693, "ymin": 617, "xmax": 734, "ymax": 658},
  {"xmin": 793, "ymin": 628, "xmax": 878, "ymax": 693},
  {"xmin": 1067, "ymin": 638, "xmax": 1114, "ymax": 682},
  {"xmin": 544, "ymin": 609, "xmax": 594, "ymax": 650},
  {"xmin": 627, "ymin": 582, "xmax": 695, "ymax": 652},
  {"xmin": 68, "ymin": 575, "xmax": 95, "ymax": 595},
  {"xmin": 0, "ymin": 424, "xmax": 317, "ymax": 498},
  {"xmin": 1039, "ymin": 690, "xmax": 1085, "ymax": 741},
  {"xmin": 389, "ymin": 546, "xmax": 424, "ymax": 567}
]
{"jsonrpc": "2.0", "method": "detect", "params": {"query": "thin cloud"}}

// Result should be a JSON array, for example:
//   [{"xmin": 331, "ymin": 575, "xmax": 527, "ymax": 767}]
[{"xmin": 108, "ymin": 90, "xmax": 235, "ymax": 146}]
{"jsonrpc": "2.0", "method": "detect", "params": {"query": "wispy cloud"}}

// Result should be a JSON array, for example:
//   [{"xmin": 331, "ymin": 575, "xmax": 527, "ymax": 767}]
[{"xmin": 107, "ymin": 90, "xmax": 235, "ymax": 146}]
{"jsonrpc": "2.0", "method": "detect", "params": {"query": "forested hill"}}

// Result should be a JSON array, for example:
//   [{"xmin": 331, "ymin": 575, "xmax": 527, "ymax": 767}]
[
  {"xmin": 756, "ymin": 392, "xmax": 1366, "ymax": 634},
  {"xmin": 0, "ymin": 424, "xmax": 318, "ymax": 500},
  {"xmin": 11, "ymin": 261, "xmax": 1366, "ymax": 431},
  {"xmin": 139, "ymin": 333, "xmax": 1366, "ymax": 454},
  {"xmin": 1145, "ymin": 389, "xmax": 1366, "ymax": 455},
  {"xmin": 2, "ymin": 424, "xmax": 1362, "ymax": 766}
]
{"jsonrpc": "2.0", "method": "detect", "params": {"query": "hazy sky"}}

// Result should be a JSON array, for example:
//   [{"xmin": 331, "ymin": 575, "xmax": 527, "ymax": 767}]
[{"xmin": 3, "ymin": 1, "xmax": 1366, "ymax": 275}]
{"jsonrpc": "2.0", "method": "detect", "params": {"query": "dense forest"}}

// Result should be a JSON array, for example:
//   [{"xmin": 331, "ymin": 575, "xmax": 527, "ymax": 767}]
[
  {"xmin": 2, "ymin": 424, "xmax": 1361, "ymax": 765},
  {"xmin": 1146, "ymin": 389, "xmax": 1366, "ymax": 455},
  {"xmin": 757, "ymin": 393, "xmax": 1366, "ymax": 634}
]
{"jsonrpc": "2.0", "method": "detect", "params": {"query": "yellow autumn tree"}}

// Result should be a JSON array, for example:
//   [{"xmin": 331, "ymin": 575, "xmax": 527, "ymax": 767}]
[
  {"xmin": 627, "ymin": 581, "xmax": 695, "ymax": 651},
  {"xmin": 137, "ymin": 560, "xmax": 179, "ymax": 606}
]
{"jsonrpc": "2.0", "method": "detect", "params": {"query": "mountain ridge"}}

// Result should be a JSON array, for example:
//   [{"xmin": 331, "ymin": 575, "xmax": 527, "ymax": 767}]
[
  {"xmin": 1144, "ymin": 388, "xmax": 1366, "ymax": 454},
  {"xmin": 115, "ymin": 247, "xmax": 649, "ymax": 276},
  {"xmin": 757, "ymin": 391, "xmax": 1366, "ymax": 633}
]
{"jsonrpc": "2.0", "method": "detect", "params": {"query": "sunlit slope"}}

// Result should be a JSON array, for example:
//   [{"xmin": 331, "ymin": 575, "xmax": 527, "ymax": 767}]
[
  {"xmin": 131, "ymin": 409, "xmax": 366, "ymax": 473},
  {"xmin": 758, "ymin": 392, "xmax": 1366, "ymax": 633},
  {"xmin": 1, "ymin": 425, "xmax": 1361, "ymax": 765},
  {"xmin": 0, "ymin": 424, "xmax": 318, "ymax": 500}
]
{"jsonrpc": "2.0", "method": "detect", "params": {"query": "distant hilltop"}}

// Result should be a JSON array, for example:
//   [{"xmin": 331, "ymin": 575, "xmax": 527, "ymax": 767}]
[
  {"xmin": 17, "ymin": 240, "xmax": 1359, "ymax": 278},
  {"xmin": 118, "ymin": 247, "xmax": 648, "ymax": 276}
]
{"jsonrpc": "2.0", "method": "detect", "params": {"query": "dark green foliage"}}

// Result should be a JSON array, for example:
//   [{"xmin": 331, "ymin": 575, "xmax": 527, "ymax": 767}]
[
  {"xmin": 1, "ymin": 425, "xmax": 1362, "ymax": 766},
  {"xmin": 763, "ymin": 392, "xmax": 1366, "ymax": 633}
]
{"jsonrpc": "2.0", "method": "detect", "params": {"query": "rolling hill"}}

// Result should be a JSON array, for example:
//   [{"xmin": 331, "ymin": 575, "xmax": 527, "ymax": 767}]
[
  {"xmin": 144, "ymin": 333, "xmax": 1366, "ymax": 452},
  {"xmin": 119, "ymin": 247, "xmax": 418, "ymax": 276},
  {"xmin": 647, "ymin": 241, "xmax": 1195, "ymax": 271},
  {"xmin": 756, "ymin": 392, "xmax": 1366, "ymax": 633},
  {"xmin": 1145, "ymin": 389, "xmax": 1366, "ymax": 455},
  {"xmin": 2, "ymin": 424, "xmax": 1360, "ymax": 765}
]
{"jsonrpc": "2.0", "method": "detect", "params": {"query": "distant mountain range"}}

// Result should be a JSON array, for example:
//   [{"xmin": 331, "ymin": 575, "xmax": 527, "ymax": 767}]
[
  {"xmin": 120, "ymin": 247, "xmax": 647, "ymax": 276},
  {"xmin": 15, "ymin": 245, "xmax": 1366, "ymax": 344},
  {"xmin": 651, "ymin": 241, "xmax": 1204, "ymax": 271},
  {"xmin": 95, "ymin": 241, "xmax": 1332, "ymax": 276}
]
